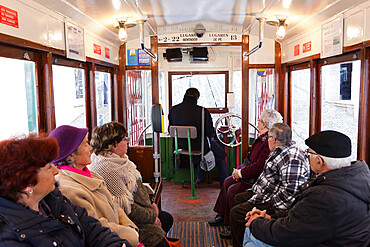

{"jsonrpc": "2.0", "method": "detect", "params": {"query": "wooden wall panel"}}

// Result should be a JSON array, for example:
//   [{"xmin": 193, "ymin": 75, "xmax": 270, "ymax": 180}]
[{"xmin": 241, "ymin": 34, "xmax": 250, "ymax": 159}]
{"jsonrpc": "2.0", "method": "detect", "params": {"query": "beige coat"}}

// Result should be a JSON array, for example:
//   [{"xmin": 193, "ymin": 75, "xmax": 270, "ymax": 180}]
[{"xmin": 55, "ymin": 169, "xmax": 139, "ymax": 247}]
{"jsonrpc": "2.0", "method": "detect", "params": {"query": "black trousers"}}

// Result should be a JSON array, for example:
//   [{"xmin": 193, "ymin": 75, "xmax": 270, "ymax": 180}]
[
  {"xmin": 158, "ymin": 210, "xmax": 174, "ymax": 233},
  {"xmin": 230, "ymin": 191, "xmax": 273, "ymax": 247}
]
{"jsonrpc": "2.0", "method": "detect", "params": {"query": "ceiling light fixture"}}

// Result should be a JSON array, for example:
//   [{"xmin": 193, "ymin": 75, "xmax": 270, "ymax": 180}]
[
  {"xmin": 115, "ymin": 19, "xmax": 137, "ymax": 43},
  {"xmin": 266, "ymin": 17, "xmax": 288, "ymax": 40}
]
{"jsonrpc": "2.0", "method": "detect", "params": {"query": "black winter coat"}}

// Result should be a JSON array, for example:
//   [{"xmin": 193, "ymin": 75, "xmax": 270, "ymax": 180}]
[
  {"xmin": 0, "ymin": 188, "xmax": 131, "ymax": 247},
  {"xmin": 168, "ymin": 95, "xmax": 215, "ymax": 153},
  {"xmin": 250, "ymin": 160, "xmax": 370, "ymax": 247}
]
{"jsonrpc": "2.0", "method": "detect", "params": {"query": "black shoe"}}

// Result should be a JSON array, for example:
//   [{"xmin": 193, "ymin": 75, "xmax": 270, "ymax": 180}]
[
  {"xmin": 195, "ymin": 179, "xmax": 205, "ymax": 185},
  {"xmin": 208, "ymin": 214, "xmax": 224, "ymax": 226},
  {"xmin": 219, "ymin": 229, "xmax": 231, "ymax": 239}
]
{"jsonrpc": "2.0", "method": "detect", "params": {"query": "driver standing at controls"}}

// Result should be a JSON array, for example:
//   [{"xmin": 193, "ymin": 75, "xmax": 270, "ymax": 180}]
[{"xmin": 168, "ymin": 87, "xmax": 228, "ymax": 186}]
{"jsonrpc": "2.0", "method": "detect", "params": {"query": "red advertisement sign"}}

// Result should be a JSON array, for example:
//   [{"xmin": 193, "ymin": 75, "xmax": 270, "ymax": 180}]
[
  {"xmin": 0, "ymin": 5, "xmax": 19, "ymax": 28},
  {"xmin": 105, "ymin": 47, "xmax": 110, "ymax": 59},
  {"xmin": 93, "ymin": 43, "xmax": 101, "ymax": 55},
  {"xmin": 303, "ymin": 41, "xmax": 312, "ymax": 53},
  {"xmin": 294, "ymin": 44, "xmax": 300, "ymax": 56}
]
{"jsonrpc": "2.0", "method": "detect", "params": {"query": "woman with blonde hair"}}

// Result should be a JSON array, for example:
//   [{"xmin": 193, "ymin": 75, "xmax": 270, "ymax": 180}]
[{"xmin": 90, "ymin": 122, "xmax": 173, "ymax": 247}]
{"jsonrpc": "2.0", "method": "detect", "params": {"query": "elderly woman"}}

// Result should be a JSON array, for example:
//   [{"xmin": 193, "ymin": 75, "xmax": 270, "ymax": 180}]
[
  {"xmin": 0, "ymin": 135, "xmax": 129, "ymax": 246},
  {"xmin": 89, "ymin": 122, "xmax": 173, "ymax": 247},
  {"xmin": 49, "ymin": 125, "xmax": 139, "ymax": 247},
  {"xmin": 209, "ymin": 109, "xmax": 283, "ymax": 237}
]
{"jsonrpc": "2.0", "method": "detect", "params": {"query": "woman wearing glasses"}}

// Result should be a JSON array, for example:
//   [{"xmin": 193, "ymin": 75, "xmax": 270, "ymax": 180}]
[
  {"xmin": 209, "ymin": 109, "xmax": 283, "ymax": 239},
  {"xmin": 89, "ymin": 122, "xmax": 173, "ymax": 247},
  {"xmin": 49, "ymin": 125, "xmax": 139, "ymax": 247},
  {"xmin": 0, "ymin": 134, "xmax": 130, "ymax": 247}
]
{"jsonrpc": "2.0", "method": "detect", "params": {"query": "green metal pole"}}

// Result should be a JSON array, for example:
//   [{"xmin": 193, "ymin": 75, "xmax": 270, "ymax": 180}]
[{"xmin": 187, "ymin": 128, "xmax": 200, "ymax": 200}]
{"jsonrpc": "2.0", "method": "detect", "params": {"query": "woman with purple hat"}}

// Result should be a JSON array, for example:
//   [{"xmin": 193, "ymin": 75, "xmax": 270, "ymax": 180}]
[
  {"xmin": 0, "ymin": 134, "xmax": 130, "ymax": 247},
  {"xmin": 49, "ymin": 125, "xmax": 140, "ymax": 247}
]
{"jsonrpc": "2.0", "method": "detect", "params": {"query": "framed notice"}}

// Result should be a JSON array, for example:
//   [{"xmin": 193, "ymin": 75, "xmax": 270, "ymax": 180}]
[
  {"xmin": 65, "ymin": 20, "xmax": 86, "ymax": 62},
  {"xmin": 321, "ymin": 16, "xmax": 343, "ymax": 58}
]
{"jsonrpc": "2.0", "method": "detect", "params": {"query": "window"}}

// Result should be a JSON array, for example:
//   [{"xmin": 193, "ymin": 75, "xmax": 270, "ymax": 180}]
[
  {"xmin": 321, "ymin": 61, "xmax": 360, "ymax": 160},
  {"xmin": 291, "ymin": 68, "xmax": 310, "ymax": 150},
  {"xmin": 0, "ymin": 57, "xmax": 38, "ymax": 139},
  {"xmin": 169, "ymin": 72, "xmax": 228, "ymax": 113},
  {"xmin": 53, "ymin": 65, "xmax": 87, "ymax": 128},
  {"xmin": 95, "ymin": 71, "xmax": 111, "ymax": 126}
]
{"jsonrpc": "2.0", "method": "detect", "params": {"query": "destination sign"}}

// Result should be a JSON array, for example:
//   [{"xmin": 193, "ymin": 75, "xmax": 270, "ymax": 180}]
[{"xmin": 158, "ymin": 32, "xmax": 241, "ymax": 43}]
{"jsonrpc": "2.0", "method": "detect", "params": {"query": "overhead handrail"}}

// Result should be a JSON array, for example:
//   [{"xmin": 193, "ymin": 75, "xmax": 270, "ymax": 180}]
[{"xmin": 243, "ymin": 18, "xmax": 265, "ymax": 59}]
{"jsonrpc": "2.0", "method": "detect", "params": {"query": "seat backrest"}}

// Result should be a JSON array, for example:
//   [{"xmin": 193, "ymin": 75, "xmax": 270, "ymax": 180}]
[{"xmin": 169, "ymin": 126, "xmax": 197, "ymax": 139}]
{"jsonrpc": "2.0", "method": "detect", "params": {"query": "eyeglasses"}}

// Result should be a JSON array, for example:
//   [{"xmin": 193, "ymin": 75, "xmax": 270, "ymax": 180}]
[
  {"xmin": 304, "ymin": 149, "xmax": 318, "ymax": 158},
  {"xmin": 123, "ymin": 137, "xmax": 130, "ymax": 142},
  {"xmin": 267, "ymin": 135, "xmax": 274, "ymax": 139}
]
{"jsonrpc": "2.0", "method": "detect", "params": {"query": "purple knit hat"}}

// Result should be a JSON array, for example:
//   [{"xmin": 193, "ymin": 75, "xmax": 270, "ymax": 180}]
[{"xmin": 49, "ymin": 125, "xmax": 88, "ymax": 165}]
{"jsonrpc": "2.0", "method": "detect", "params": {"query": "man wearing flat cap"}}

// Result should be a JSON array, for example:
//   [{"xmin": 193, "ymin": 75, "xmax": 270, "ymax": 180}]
[{"xmin": 243, "ymin": 130, "xmax": 370, "ymax": 247}]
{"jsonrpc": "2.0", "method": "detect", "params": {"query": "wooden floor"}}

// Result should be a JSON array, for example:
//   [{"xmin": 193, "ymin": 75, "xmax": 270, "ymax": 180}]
[{"xmin": 161, "ymin": 181, "xmax": 232, "ymax": 247}]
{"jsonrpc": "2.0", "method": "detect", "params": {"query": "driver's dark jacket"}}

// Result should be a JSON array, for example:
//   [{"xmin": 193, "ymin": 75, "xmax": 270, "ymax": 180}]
[
  {"xmin": 250, "ymin": 160, "xmax": 370, "ymax": 247},
  {"xmin": 168, "ymin": 95, "xmax": 214, "ymax": 153},
  {"xmin": 0, "ymin": 188, "xmax": 131, "ymax": 247}
]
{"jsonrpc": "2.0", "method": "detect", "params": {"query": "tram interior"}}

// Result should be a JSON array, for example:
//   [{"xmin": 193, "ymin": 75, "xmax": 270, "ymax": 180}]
[{"xmin": 1, "ymin": 0, "xmax": 370, "ymax": 246}]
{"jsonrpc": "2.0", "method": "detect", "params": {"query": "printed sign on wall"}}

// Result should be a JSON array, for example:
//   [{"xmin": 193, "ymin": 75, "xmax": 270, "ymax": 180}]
[
  {"xmin": 321, "ymin": 16, "xmax": 343, "ymax": 58},
  {"xmin": 0, "ymin": 5, "xmax": 18, "ymax": 28},
  {"xmin": 127, "ymin": 49, "xmax": 151, "ymax": 66},
  {"xmin": 93, "ymin": 44, "xmax": 101, "ymax": 55},
  {"xmin": 303, "ymin": 41, "xmax": 311, "ymax": 53},
  {"xmin": 294, "ymin": 44, "xmax": 300, "ymax": 56},
  {"xmin": 105, "ymin": 47, "xmax": 110, "ymax": 59},
  {"xmin": 65, "ymin": 21, "xmax": 85, "ymax": 62}
]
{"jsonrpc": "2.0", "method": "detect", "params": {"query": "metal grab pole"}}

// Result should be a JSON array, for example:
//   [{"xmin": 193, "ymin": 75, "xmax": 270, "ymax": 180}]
[{"xmin": 187, "ymin": 128, "xmax": 200, "ymax": 200}]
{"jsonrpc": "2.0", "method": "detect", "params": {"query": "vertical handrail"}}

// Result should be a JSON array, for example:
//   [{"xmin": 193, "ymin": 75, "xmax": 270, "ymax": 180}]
[
  {"xmin": 187, "ymin": 128, "xmax": 196, "ymax": 198},
  {"xmin": 174, "ymin": 128, "xmax": 179, "ymax": 155}
]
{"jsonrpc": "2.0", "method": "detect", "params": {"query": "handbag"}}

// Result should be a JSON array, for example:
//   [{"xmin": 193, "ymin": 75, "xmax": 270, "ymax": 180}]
[
  {"xmin": 200, "ymin": 107, "xmax": 216, "ymax": 172},
  {"xmin": 164, "ymin": 237, "xmax": 183, "ymax": 247}
]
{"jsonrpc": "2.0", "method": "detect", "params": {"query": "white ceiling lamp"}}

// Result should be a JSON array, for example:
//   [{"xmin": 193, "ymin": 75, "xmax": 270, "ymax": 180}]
[
  {"xmin": 115, "ymin": 19, "xmax": 137, "ymax": 43},
  {"xmin": 266, "ymin": 16, "xmax": 288, "ymax": 40}
]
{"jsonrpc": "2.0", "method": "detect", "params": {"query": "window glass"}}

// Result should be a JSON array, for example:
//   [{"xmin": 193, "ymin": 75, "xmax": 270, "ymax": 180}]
[
  {"xmin": 95, "ymin": 71, "xmax": 111, "ymax": 126},
  {"xmin": 53, "ymin": 65, "xmax": 86, "ymax": 128},
  {"xmin": 0, "ymin": 57, "xmax": 38, "ymax": 139},
  {"xmin": 291, "ymin": 69, "xmax": 310, "ymax": 150},
  {"xmin": 171, "ymin": 74, "xmax": 225, "ymax": 108},
  {"xmin": 321, "ymin": 61, "xmax": 360, "ymax": 160},
  {"xmin": 126, "ymin": 70, "xmax": 152, "ymax": 146}
]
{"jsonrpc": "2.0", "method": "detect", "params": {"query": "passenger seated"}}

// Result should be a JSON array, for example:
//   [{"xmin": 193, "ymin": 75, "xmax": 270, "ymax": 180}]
[
  {"xmin": 229, "ymin": 123, "xmax": 310, "ymax": 247},
  {"xmin": 49, "ymin": 125, "xmax": 139, "ymax": 247},
  {"xmin": 0, "ymin": 134, "xmax": 130, "ymax": 247},
  {"xmin": 89, "ymin": 122, "xmax": 173, "ymax": 247},
  {"xmin": 243, "ymin": 130, "xmax": 370, "ymax": 247},
  {"xmin": 209, "ymin": 109, "xmax": 283, "ymax": 232}
]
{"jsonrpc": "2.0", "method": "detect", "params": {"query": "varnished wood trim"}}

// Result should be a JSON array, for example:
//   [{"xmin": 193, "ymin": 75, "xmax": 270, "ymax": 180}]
[
  {"xmin": 52, "ymin": 55, "xmax": 87, "ymax": 68},
  {"xmin": 118, "ymin": 44, "xmax": 126, "ymax": 126},
  {"xmin": 86, "ymin": 57, "xmax": 118, "ymax": 68},
  {"xmin": 318, "ymin": 50, "xmax": 361, "ymax": 66},
  {"xmin": 158, "ymin": 42, "xmax": 242, "ymax": 47},
  {"xmin": 249, "ymin": 64, "xmax": 275, "ymax": 68},
  {"xmin": 343, "ymin": 43, "xmax": 364, "ymax": 53},
  {"xmin": 0, "ymin": 32, "xmax": 65, "ymax": 56},
  {"xmin": 151, "ymin": 36, "xmax": 159, "ymax": 105},
  {"xmin": 241, "ymin": 34, "xmax": 250, "ymax": 159},
  {"xmin": 357, "ymin": 47, "xmax": 369, "ymax": 162},
  {"xmin": 41, "ymin": 52, "xmax": 56, "ymax": 133},
  {"xmin": 274, "ymin": 41, "xmax": 282, "ymax": 112},
  {"xmin": 126, "ymin": 65, "xmax": 151, "ymax": 70},
  {"xmin": 283, "ymin": 54, "xmax": 320, "ymax": 67},
  {"xmin": 88, "ymin": 62, "xmax": 97, "ymax": 130},
  {"xmin": 309, "ymin": 59, "xmax": 318, "ymax": 136}
]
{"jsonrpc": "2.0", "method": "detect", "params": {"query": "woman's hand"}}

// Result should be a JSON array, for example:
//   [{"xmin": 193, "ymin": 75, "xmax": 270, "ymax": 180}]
[
  {"xmin": 232, "ymin": 168, "xmax": 241, "ymax": 181},
  {"xmin": 155, "ymin": 217, "xmax": 162, "ymax": 227},
  {"xmin": 152, "ymin": 203, "xmax": 159, "ymax": 216}
]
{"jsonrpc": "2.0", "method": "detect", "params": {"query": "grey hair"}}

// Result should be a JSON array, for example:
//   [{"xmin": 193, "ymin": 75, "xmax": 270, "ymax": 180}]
[
  {"xmin": 269, "ymin": 123, "xmax": 292, "ymax": 145},
  {"xmin": 259, "ymin": 109, "xmax": 283, "ymax": 129},
  {"xmin": 312, "ymin": 154, "xmax": 352, "ymax": 170}
]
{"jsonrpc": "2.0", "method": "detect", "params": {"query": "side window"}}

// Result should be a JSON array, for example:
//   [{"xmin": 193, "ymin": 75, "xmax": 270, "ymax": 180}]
[
  {"xmin": 0, "ymin": 57, "xmax": 38, "ymax": 139},
  {"xmin": 53, "ymin": 65, "xmax": 87, "ymax": 128},
  {"xmin": 321, "ymin": 61, "xmax": 360, "ymax": 160},
  {"xmin": 95, "ymin": 71, "xmax": 111, "ymax": 126}
]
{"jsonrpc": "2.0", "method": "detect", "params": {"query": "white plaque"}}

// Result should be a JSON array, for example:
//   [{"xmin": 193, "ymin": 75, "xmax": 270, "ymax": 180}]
[
  {"xmin": 65, "ymin": 20, "xmax": 86, "ymax": 62},
  {"xmin": 158, "ymin": 32, "xmax": 241, "ymax": 44},
  {"xmin": 321, "ymin": 16, "xmax": 343, "ymax": 58}
]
